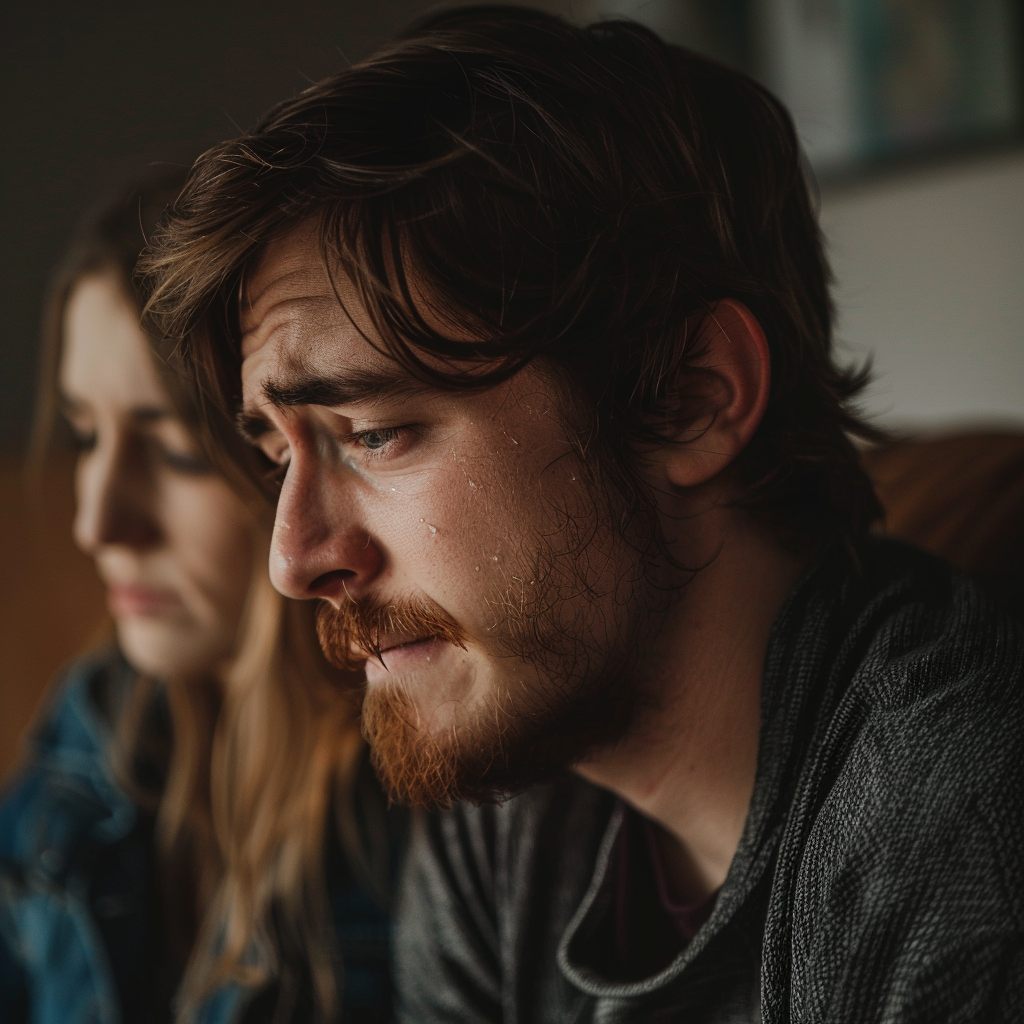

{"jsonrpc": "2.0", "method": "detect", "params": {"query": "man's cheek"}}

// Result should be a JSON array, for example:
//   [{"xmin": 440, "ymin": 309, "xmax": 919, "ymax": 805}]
[{"xmin": 420, "ymin": 455, "xmax": 516, "ymax": 554}]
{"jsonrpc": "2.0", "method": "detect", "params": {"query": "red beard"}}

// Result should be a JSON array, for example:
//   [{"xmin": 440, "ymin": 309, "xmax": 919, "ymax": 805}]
[{"xmin": 317, "ymin": 590, "xmax": 641, "ymax": 809}]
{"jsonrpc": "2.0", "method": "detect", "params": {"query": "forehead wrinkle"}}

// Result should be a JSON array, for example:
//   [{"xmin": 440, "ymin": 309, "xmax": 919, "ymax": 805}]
[
  {"xmin": 241, "ymin": 261, "xmax": 325, "ymax": 329},
  {"xmin": 241, "ymin": 292, "xmax": 357, "ymax": 363},
  {"xmin": 241, "ymin": 217, "xmax": 327, "ymax": 315}
]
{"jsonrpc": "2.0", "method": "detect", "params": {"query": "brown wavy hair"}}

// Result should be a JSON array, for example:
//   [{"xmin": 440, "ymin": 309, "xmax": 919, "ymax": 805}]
[
  {"xmin": 141, "ymin": 5, "xmax": 881, "ymax": 551},
  {"xmin": 34, "ymin": 172, "xmax": 366, "ymax": 1022}
]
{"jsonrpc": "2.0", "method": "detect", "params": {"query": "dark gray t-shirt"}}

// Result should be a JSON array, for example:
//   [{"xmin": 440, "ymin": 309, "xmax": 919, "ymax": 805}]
[{"xmin": 394, "ymin": 539, "xmax": 1024, "ymax": 1022}]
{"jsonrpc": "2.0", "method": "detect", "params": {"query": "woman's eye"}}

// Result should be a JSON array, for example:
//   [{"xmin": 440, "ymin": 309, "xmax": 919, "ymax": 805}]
[
  {"xmin": 64, "ymin": 420, "xmax": 96, "ymax": 452},
  {"xmin": 157, "ymin": 445, "xmax": 212, "ymax": 476},
  {"xmin": 263, "ymin": 459, "xmax": 288, "ymax": 490},
  {"xmin": 70, "ymin": 429, "xmax": 97, "ymax": 452}
]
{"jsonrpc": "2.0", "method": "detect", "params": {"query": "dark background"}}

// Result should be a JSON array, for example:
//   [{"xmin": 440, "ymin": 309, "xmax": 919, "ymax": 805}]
[{"xmin": 1, "ymin": 0, "xmax": 470, "ymax": 452}]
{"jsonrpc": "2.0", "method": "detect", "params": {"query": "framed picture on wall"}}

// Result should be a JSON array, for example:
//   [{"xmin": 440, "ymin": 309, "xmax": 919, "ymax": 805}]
[{"xmin": 754, "ymin": 0, "xmax": 1021, "ymax": 176}]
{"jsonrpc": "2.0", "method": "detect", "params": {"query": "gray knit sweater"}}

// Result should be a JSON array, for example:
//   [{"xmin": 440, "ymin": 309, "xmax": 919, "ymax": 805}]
[{"xmin": 394, "ymin": 539, "xmax": 1024, "ymax": 1022}]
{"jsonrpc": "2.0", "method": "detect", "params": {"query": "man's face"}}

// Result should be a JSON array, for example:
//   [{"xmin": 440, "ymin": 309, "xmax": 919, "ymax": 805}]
[{"xmin": 239, "ymin": 224, "xmax": 660, "ymax": 805}]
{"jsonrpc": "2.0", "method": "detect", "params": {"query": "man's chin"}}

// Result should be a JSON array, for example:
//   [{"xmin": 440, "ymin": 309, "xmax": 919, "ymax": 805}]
[
  {"xmin": 361, "ymin": 682, "xmax": 466, "ymax": 808},
  {"xmin": 360, "ymin": 662, "xmax": 636, "ymax": 809}
]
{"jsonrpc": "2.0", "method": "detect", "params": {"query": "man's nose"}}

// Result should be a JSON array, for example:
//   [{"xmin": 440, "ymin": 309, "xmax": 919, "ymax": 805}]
[
  {"xmin": 269, "ymin": 459, "xmax": 383, "ymax": 602},
  {"xmin": 73, "ymin": 440, "xmax": 160, "ymax": 554}
]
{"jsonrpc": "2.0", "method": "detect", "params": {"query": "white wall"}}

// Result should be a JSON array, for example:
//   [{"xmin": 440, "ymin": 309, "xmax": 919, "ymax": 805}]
[{"xmin": 820, "ymin": 150, "xmax": 1024, "ymax": 430}]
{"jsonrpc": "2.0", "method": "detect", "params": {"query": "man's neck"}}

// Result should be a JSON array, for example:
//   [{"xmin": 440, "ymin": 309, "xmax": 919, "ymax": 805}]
[{"xmin": 574, "ymin": 509, "xmax": 808, "ymax": 902}]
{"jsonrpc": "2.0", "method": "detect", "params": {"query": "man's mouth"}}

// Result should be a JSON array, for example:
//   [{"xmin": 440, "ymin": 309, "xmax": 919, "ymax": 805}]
[
  {"xmin": 350, "ymin": 626, "xmax": 425, "ymax": 659},
  {"xmin": 364, "ymin": 632, "xmax": 435, "ymax": 659},
  {"xmin": 362, "ymin": 635, "xmax": 447, "ymax": 681}
]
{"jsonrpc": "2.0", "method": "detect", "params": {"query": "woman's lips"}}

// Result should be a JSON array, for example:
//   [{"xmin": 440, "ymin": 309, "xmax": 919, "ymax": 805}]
[{"xmin": 107, "ymin": 584, "xmax": 184, "ymax": 617}]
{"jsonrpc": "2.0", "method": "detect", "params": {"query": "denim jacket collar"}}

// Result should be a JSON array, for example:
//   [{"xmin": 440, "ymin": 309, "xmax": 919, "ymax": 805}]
[{"xmin": 9, "ymin": 656, "xmax": 138, "ymax": 883}]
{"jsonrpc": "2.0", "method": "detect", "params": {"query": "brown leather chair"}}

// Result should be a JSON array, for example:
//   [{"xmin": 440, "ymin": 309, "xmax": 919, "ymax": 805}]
[{"xmin": 863, "ymin": 431, "xmax": 1024, "ymax": 620}]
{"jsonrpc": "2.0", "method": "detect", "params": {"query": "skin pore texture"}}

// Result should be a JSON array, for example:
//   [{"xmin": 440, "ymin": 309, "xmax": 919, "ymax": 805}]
[
  {"xmin": 241, "ymin": 223, "xmax": 808, "ymax": 902},
  {"xmin": 60, "ymin": 271, "xmax": 258, "ymax": 680}
]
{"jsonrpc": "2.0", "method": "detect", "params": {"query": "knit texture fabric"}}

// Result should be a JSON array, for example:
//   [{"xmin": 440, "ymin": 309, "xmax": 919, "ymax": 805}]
[{"xmin": 394, "ymin": 538, "xmax": 1024, "ymax": 1023}]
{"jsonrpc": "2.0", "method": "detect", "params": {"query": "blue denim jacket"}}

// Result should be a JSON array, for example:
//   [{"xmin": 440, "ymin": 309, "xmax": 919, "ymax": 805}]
[{"xmin": 0, "ymin": 655, "xmax": 398, "ymax": 1023}]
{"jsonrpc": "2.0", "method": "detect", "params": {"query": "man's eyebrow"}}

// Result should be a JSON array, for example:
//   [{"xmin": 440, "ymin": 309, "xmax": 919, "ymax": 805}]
[{"xmin": 261, "ymin": 365, "xmax": 437, "ymax": 410}]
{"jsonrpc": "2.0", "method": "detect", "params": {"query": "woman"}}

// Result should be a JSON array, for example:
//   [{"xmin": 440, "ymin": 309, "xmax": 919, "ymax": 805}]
[{"xmin": 0, "ymin": 174, "xmax": 400, "ymax": 1023}]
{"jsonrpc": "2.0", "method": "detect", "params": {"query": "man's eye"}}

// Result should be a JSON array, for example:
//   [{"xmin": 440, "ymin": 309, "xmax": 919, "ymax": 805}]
[
  {"xmin": 359, "ymin": 428, "xmax": 400, "ymax": 451},
  {"xmin": 266, "ymin": 461, "xmax": 288, "ymax": 488}
]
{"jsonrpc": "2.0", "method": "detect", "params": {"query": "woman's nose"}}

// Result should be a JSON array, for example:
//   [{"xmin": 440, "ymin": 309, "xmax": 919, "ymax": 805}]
[
  {"xmin": 269, "ymin": 462, "xmax": 384, "ymax": 602},
  {"xmin": 72, "ymin": 440, "xmax": 160, "ymax": 554}
]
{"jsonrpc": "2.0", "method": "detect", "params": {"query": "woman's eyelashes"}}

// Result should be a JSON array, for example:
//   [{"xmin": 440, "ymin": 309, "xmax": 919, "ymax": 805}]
[
  {"xmin": 66, "ymin": 421, "xmax": 97, "ymax": 452},
  {"xmin": 262, "ymin": 455, "xmax": 289, "ymax": 491},
  {"xmin": 63, "ymin": 417, "xmax": 211, "ymax": 476},
  {"xmin": 156, "ymin": 444, "xmax": 212, "ymax": 475}
]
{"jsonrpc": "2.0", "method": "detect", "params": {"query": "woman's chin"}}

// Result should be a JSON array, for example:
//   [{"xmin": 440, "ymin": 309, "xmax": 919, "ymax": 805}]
[{"xmin": 116, "ymin": 616, "xmax": 226, "ymax": 680}]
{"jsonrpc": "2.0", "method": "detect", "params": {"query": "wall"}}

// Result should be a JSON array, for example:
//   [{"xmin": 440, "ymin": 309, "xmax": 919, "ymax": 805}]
[{"xmin": 820, "ymin": 149, "xmax": 1024, "ymax": 430}]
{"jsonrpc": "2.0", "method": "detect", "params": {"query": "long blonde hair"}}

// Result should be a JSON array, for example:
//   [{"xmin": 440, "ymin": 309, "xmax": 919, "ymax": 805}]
[
  {"xmin": 156, "ymin": 569, "xmax": 364, "ymax": 1019},
  {"xmin": 36, "ymin": 173, "xmax": 367, "ymax": 1021}
]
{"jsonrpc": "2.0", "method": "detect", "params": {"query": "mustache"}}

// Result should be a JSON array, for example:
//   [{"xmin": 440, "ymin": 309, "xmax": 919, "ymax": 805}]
[{"xmin": 316, "ymin": 592, "xmax": 469, "ymax": 671}]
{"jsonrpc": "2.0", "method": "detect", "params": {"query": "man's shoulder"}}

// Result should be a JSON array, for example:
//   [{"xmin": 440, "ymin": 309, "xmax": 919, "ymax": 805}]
[
  {"xmin": 782, "ymin": 538, "xmax": 1024, "ymax": 814},
  {"xmin": 770, "ymin": 537, "xmax": 1021, "ymax": 746},
  {"xmin": 769, "ymin": 545, "xmax": 1024, "ymax": 1019},
  {"xmin": 796, "ymin": 541, "xmax": 1024, "ymax": 931},
  {"xmin": 848, "ymin": 538, "xmax": 1024, "ymax": 753},
  {"xmin": 814, "ymin": 635, "xmax": 1024, "ymax": 873}
]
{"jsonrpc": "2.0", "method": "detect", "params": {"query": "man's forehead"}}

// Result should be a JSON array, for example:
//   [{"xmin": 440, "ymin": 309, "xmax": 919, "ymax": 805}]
[
  {"xmin": 237, "ymin": 231, "xmax": 411, "ymax": 415},
  {"xmin": 239, "ymin": 223, "xmax": 331, "ymax": 331},
  {"xmin": 239, "ymin": 304, "xmax": 383, "ymax": 405},
  {"xmin": 239, "ymin": 224, "xmax": 370, "ymax": 363}
]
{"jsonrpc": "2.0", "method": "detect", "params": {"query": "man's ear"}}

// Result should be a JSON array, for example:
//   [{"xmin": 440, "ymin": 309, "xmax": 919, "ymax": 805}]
[{"xmin": 658, "ymin": 299, "xmax": 770, "ymax": 490}]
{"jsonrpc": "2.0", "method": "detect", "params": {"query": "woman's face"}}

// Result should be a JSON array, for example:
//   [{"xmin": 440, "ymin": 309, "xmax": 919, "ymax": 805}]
[{"xmin": 59, "ymin": 271, "xmax": 258, "ymax": 679}]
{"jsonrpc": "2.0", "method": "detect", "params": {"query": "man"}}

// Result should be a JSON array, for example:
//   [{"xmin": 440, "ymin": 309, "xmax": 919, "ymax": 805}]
[{"xmin": 142, "ymin": 7, "xmax": 1024, "ymax": 1021}]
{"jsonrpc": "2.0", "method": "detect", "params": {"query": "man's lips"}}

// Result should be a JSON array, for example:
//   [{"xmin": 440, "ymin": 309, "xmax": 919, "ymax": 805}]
[
  {"xmin": 107, "ymin": 584, "xmax": 184, "ymax": 617},
  {"xmin": 353, "ymin": 630, "xmax": 432, "ymax": 660},
  {"xmin": 361, "ymin": 635, "xmax": 447, "ymax": 678}
]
